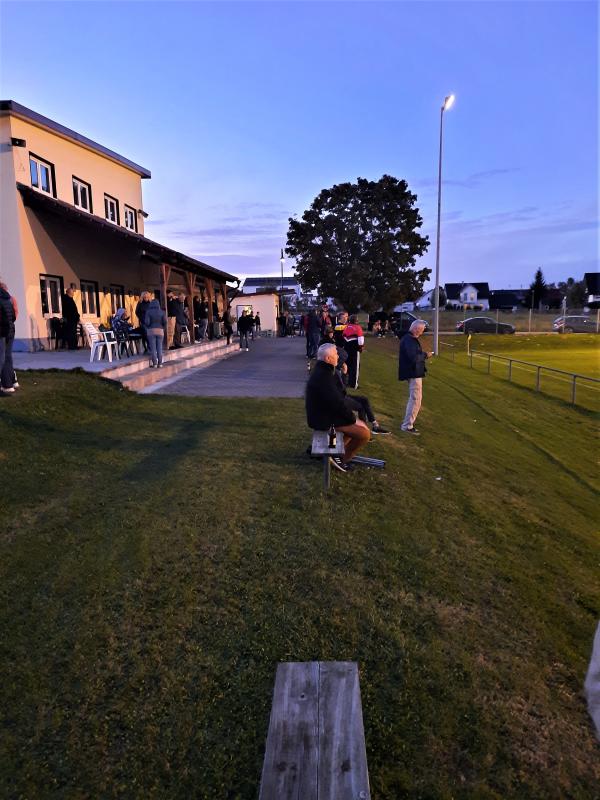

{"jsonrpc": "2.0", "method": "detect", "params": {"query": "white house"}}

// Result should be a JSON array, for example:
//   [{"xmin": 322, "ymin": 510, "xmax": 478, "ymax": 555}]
[{"xmin": 444, "ymin": 282, "xmax": 490, "ymax": 310}]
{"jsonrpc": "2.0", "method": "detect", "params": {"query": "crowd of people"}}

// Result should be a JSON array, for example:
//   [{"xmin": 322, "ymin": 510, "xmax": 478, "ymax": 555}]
[{"xmin": 305, "ymin": 310, "xmax": 432, "ymax": 472}]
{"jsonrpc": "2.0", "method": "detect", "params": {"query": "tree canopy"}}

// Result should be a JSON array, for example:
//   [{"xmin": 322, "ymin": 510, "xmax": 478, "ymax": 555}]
[{"xmin": 285, "ymin": 175, "xmax": 430, "ymax": 313}]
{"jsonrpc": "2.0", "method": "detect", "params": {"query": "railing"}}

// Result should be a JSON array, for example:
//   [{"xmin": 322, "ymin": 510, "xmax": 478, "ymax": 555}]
[{"xmin": 468, "ymin": 349, "xmax": 600, "ymax": 407}]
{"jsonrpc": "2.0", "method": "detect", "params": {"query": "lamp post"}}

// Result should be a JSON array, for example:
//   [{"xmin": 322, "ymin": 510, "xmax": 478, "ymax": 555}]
[
  {"xmin": 280, "ymin": 248, "xmax": 285, "ymax": 317},
  {"xmin": 433, "ymin": 93, "xmax": 455, "ymax": 356}
]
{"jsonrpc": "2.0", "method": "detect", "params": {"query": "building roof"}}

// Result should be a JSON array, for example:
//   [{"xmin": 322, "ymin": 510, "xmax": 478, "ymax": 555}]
[
  {"xmin": 231, "ymin": 292, "xmax": 279, "ymax": 298},
  {"xmin": 1, "ymin": 100, "xmax": 151, "ymax": 179},
  {"xmin": 445, "ymin": 282, "xmax": 490, "ymax": 300},
  {"xmin": 243, "ymin": 276, "xmax": 299, "ymax": 286},
  {"xmin": 584, "ymin": 272, "xmax": 600, "ymax": 294},
  {"xmin": 17, "ymin": 183, "xmax": 237, "ymax": 283}
]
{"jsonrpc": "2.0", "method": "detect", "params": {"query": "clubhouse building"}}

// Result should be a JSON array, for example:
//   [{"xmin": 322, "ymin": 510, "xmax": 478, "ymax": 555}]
[{"xmin": 0, "ymin": 100, "xmax": 237, "ymax": 351}]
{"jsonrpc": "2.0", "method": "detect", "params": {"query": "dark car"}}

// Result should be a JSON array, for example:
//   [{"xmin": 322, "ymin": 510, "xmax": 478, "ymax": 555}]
[
  {"xmin": 456, "ymin": 316, "xmax": 515, "ymax": 334},
  {"xmin": 391, "ymin": 311, "xmax": 430, "ymax": 336},
  {"xmin": 552, "ymin": 315, "xmax": 597, "ymax": 333}
]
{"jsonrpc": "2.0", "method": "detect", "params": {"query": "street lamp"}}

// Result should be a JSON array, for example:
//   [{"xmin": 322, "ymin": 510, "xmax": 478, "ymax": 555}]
[
  {"xmin": 433, "ymin": 93, "xmax": 455, "ymax": 356},
  {"xmin": 280, "ymin": 248, "xmax": 285, "ymax": 316}
]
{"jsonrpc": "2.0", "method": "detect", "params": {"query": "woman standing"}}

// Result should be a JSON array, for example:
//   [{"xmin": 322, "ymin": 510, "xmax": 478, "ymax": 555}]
[{"xmin": 144, "ymin": 299, "xmax": 167, "ymax": 368}]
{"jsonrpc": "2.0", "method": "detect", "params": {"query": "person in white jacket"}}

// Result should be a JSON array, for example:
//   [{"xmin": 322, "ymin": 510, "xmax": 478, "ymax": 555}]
[{"xmin": 585, "ymin": 621, "xmax": 600, "ymax": 740}]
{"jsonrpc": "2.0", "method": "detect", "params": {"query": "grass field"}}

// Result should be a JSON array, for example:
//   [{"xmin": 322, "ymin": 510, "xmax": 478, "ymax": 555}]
[{"xmin": 1, "ymin": 340, "xmax": 599, "ymax": 799}]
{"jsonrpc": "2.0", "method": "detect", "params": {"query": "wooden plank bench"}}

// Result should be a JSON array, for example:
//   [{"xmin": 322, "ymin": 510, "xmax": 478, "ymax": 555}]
[
  {"xmin": 311, "ymin": 430, "xmax": 345, "ymax": 490},
  {"xmin": 259, "ymin": 661, "xmax": 370, "ymax": 800}
]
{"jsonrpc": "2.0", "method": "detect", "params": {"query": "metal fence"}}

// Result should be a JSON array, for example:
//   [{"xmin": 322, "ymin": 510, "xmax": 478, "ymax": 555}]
[{"xmin": 437, "ymin": 343, "xmax": 599, "ymax": 410}]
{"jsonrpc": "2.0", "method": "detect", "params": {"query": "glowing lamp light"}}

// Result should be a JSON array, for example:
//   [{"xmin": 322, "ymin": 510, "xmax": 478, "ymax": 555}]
[{"xmin": 444, "ymin": 94, "xmax": 455, "ymax": 111}]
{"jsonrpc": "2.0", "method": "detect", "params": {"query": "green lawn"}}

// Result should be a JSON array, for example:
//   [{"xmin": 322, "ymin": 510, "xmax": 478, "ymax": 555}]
[{"xmin": 1, "ymin": 345, "xmax": 599, "ymax": 799}]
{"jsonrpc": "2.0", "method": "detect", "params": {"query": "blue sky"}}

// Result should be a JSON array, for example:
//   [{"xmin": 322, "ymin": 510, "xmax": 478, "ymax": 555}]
[{"xmin": 1, "ymin": 1, "xmax": 597, "ymax": 289}]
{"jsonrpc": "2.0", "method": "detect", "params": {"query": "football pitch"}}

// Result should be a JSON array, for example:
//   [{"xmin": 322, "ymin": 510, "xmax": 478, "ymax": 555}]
[{"xmin": 1, "ymin": 338, "xmax": 598, "ymax": 799}]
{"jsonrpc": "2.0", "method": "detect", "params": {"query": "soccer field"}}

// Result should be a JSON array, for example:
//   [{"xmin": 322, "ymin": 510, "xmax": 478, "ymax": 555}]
[{"xmin": 1, "ymin": 350, "xmax": 598, "ymax": 799}]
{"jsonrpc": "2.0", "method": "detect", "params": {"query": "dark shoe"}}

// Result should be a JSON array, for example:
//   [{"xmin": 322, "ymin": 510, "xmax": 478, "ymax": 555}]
[
  {"xmin": 372, "ymin": 425, "xmax": 391, "ymax": 435},
  {"xmin": 330, "ymin": 456, "xmax": 348, "ymax": 473},
  {"xmin": 402, "ymin": 426, "xmax": 420, "ymax": 435}
]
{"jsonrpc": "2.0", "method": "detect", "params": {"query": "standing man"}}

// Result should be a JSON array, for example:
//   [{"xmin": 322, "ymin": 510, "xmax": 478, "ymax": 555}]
[
  {"xmin": 197, "ymin": 296, "xmax": 209, "ymax": 341},
  {"xmin": 342, "ymin": 314, "xmax": 365, "ymax": 389},
  {"xmin": 254, "ymin": 312, "xmax": 261, "ymax": 337},
  {"xmin": 62, "ymin": 287, "xmax": 80, "ymax": 349},
  {"xmin": 398, "ymin": 319, "xmax": 433, "ymax": 435},
  {"xmin": 0, "ymin": 281, "xmax": 16, "ymax": 394}
]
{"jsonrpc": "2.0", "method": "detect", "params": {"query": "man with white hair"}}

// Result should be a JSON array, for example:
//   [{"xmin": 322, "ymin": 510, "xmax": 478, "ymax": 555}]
[
  {"xmin": 398, "ymin": 319, "xmax": 433, "ymax": 434},
  {"xmin": 305, "ymin": 343, "xmax": 371, "ymax": 472}
]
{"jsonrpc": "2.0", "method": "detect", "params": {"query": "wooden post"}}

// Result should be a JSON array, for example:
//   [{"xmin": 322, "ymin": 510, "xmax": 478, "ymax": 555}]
[
  {"xmin": 184, "ymin": 270, "xmax": 197, "ymax": 342},
  {"xmin": 205, "ymin": 277, "xmax": 214, "ymax": 325},
  {"xmin": 159, "ymin": 263, "xmax": 172, "ymax": 344}
]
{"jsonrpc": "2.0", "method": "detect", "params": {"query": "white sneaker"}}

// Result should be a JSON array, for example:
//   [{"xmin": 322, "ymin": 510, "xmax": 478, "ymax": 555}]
[
  {"xmin": 246, "ymin": 347, "xmax": 249, "ymax": 351},
  {"xmin": 1, "ymin": 387, "xmax": 16, "ymax": 394}
]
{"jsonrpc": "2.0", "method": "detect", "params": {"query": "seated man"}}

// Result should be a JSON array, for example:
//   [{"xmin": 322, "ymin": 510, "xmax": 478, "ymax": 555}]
[{"xmin": 305, "ymin": 343, "xmax": 371, "ymax": 472}]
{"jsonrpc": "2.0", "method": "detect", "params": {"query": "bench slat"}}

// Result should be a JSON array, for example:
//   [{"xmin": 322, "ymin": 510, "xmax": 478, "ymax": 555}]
[
  {"xmin": 318, "ymin": 662, "xmax": 370, "ymax": 799},
  {"xmin": 259, "ymin": 662, "xmax": 370, "ymax": 799},
  {"xmin": 311, "ymin": 430, "xmax": 345, "ymax": 455},
  {"xmin": 259, "ymin": 662, "xmax": 319, "ymax": 799}
]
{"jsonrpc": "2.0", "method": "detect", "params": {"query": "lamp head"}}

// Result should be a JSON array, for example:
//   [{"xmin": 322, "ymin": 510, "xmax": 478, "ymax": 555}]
[{"xmin": 443, "ymin": 94, "xmax": 455, "ymax": 111}]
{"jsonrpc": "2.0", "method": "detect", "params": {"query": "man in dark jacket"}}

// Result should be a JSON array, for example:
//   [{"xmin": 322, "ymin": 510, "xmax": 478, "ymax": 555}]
[
  {"xmin": 62, "ymin": 288, "xmax": 80, "ymax": 349},
  {"xmin": 398, "ymin": 319, "xmax": 433, "ymax": 434},
  {"xmin": 305, "ymin": 343, "xmax": 370, "ymax": 471},
  {"xmin": 0, "ymin": 284, "xmax": 16, "ymax": 394},
  {"xmin": 306, "ymin": 308, "xmax": 321, "ymax": 359}
]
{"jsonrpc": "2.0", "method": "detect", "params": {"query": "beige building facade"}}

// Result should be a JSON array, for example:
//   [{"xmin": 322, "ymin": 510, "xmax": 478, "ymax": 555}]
[
  {"xmin": 0, "ymin": 101, "xmax": 237, "ymax": 351},
  {"xmin": 230, "ymin": 292, "xmax": 280, "ymax": 333}
]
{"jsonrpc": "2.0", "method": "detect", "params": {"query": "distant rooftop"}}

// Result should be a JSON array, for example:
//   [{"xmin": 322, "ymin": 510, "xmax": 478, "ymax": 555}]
[
  {"xmin": 1, "ymin": 100, "xmax": 151, "ymax": 179},
  {"xmin": 243, "ymin": 276, "xmax": 299, "ymax": 286}
]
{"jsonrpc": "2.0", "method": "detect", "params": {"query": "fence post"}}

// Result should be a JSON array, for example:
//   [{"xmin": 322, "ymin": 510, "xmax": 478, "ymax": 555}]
[
  {"xmin": 571, "ymin": 376, "xmax": 576, "ymax": 405},
  {"xmin": 496, "ymin": 309, "xmax": 499, "ymax": 334},
  {"xmin": 597, "ymin": 309, "xmax": 599, "ymax": 334},
  {"xmin": 536, "ymin": 366, "xmax": 541, "ymax": 391},
  {"xmin": 508, "ymin": 359, "xmax": 512, "ymax": 381},
  {"xmin": 528, "ymin": 308, "xmax": 532, "ymax": 334}
]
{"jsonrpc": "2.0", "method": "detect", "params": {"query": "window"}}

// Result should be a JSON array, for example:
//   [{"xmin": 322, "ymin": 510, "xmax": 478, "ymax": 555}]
[
  {"xmin": 80, "ymin": 280, "xmax": 99, "ymax": 316},
  {"xmin": 124, "ymin": 205, "xmax": 137, "ymax": 232},
  {"xmin": 39, "ymin": 274, "xmax": 63, "ymax": 317},
  {"xmin": 73, "ymin": 177, "xmax": 93, "ymax": 213},
  {"xmin": 110, "ymin": 284, "xmax": 125, "ymax": 316},
  {"xmin": 30, "ymin": 154, "xmax": 55, "ymax": 196},
  {"xmin": 104, "ymin": 194, "xmax": 119, "ymax": 224}
]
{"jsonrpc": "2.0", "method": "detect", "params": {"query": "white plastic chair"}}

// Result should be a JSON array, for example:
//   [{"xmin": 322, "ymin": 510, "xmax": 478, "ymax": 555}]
[
  {"xmin": 179, "ymin": 325, "xmax": 191, "ymax": 345},
  {"xmin": 83, "ymin": 322, "xmax": 120, "ymax": 363}
]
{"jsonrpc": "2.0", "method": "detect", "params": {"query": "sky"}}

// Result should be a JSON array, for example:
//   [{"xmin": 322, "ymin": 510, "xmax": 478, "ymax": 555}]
[{"xmin": 1, "ymin": 0, "xmax": 597, "ymax": 291}]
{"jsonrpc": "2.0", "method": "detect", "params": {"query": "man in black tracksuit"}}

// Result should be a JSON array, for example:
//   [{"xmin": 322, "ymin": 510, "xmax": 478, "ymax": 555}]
[
  {"xmin": 305, "ymin": 343, "xmax": 370, "ymax": 470},
  {"xmin": 0, "ymin": 285, "xmax": 16, "ymax": 393}
]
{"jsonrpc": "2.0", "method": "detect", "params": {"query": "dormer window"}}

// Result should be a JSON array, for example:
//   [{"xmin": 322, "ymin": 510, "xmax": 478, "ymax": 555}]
[
  {"xmin": 73, "ymin": 177, "xmax": 92, "ymax": 212},
  {"xmin": 104, "ymin": 194, "xmax": 119, "ymax": 225},
  {"xmin": 29, "ymin": 154, "xmax": 55, "ymax": 196}
]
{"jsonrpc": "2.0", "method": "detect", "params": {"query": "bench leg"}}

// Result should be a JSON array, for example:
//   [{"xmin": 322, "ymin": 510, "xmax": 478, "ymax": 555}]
[{"xmin": 323, "ymin": 454, "xmax": 330, "ymax": 490}]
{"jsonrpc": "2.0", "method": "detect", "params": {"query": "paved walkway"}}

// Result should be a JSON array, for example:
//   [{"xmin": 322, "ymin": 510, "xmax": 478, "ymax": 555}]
[{"xmin": 150, "ymin": 336, "xmax": 309, "ymax": 397}]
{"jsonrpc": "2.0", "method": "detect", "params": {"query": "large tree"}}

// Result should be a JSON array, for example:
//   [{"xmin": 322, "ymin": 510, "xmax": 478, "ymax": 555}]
[{"xmin": 285, "ymin": 175, "xmax": 430, "ymax": 312}]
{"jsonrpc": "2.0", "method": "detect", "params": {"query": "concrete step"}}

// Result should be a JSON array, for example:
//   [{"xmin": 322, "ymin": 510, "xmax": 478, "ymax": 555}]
[
  {"xmin": 99, "ymin": 339, "xmax": 231, "ymax": 381},
  {"xmin": 113, "ymin": 341, "xmax": 240, "ymax": 392}
]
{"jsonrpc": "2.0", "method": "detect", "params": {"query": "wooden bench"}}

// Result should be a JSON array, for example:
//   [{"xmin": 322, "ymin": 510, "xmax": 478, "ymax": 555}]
[
  {"xmin": 311, "ymin": 430, "xmax": 345, "ymax": 490},
  {"xmin": 259, "ymin": 661, "xmax": 370, "ymax": 800}
]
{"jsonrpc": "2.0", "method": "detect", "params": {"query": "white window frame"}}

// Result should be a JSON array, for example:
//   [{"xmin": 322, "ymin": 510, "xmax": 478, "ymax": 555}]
[
  {"xmin": 104, "ymin": 194, "xmax": 119, "ymax": 225},
  {"xmin": 80, "ymin": 280, "xmax": 99, "ymax": 317},
  {"xmin": 124, "ymin": 205, "xmax": 137, "ymax": 232},
  {"xmin": 30, "ymin": 154, "xmax": 54, "ymax": 196},
  {"xmin": 110, "ymin": 284, "xmax": 125, "ymax": 316},
  {"xmin": 40, "ymin": 275, "xmax": 62, "ymax": 318},
  {"xmin": 73, "ymin": 177, "xmax": 92, "ymax": 213}
]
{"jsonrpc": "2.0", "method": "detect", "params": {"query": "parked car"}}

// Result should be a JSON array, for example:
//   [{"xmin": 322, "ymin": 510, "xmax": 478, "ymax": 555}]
[
  {"xmin": 552, "ymin": 315, "xmax": 597, "ymax": 333},
  {"xmin": 456, "ymin": 317, "xmax": 515, "ymax": 334},
  {"xmin": 391, "ymin": 311, "xmax": 430, "ymax": 336}
]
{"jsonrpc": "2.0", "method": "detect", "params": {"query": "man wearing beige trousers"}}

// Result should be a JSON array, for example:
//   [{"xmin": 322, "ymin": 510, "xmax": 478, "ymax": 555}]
[{"xmin": 398, "ymin": 320, "xmax": 433, "ymax": 435}]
